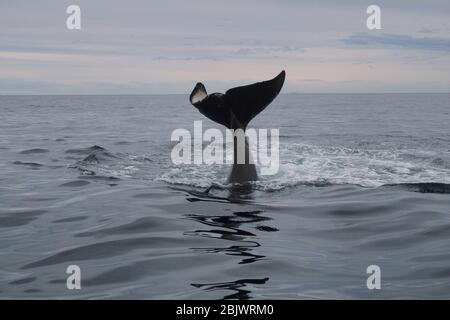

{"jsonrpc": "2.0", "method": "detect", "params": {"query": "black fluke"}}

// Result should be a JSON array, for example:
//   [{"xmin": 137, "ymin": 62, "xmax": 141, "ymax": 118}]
[
  {"xmin": 189, "ymin": 71, "xmax": 286, "ymax": 185},
  {"xmin": 190, "ymin": 70, "xmax": 285, "ymax": 130}
]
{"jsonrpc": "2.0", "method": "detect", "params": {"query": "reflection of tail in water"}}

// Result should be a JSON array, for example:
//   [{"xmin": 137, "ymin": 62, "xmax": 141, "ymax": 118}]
[
  {"xmin": 179, "ymin": 185, "xmax": 277, "ymax": 298},
  {"xmin": 192, "ymin": 277, "xmax": 269, "ymax": 300},
  {"xmin": 185, "ymin": 210, "xmax": 276, "ymax": 264},
  {"xmin": 170, "ymin": 182, "xmax": 257, "ymax": 204}
]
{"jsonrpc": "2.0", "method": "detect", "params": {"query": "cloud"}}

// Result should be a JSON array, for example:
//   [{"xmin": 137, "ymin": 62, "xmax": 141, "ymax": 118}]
[
  {"xmin": 342, "ymin": 33, "xmax": 450, "ymax": 52},
  {"xmin": 235, "ymin": 45, "xmax": 304, "ymax": 57},
  {"xmin": 0, "ymin": 79, "xmax": 189, "ymax": 95},
  {"xmin": 1, "ymin": 1, "xmax": 450, "ymax": 93},
  {"xmin": 419, "ymin": 28, "xmax": 434, "ymax": 34}
]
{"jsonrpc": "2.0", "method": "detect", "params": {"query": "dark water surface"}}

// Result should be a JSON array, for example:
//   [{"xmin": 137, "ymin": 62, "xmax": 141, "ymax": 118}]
[{"xmin": 1, "ymin": 94, "xmax": 450, "ymax": 299}]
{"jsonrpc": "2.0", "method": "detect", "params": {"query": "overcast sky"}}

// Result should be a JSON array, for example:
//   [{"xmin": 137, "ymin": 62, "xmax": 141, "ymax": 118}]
[{"xmin": 1, "ymin": 0, "xmax": 450, "ymax": 94}]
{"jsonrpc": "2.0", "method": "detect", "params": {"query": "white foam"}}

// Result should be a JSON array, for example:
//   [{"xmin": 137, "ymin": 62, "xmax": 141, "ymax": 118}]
[{"xmin": 157, "ymin": 142, "xmax": 450, "ymax": 191}]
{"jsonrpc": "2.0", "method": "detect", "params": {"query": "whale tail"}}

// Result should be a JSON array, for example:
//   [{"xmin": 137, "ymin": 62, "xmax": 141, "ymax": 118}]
[
  {"xmin": 190, "ymin": 70, "xmax": 286, "ymax": 130},
  {"xmin": 189, "ymin": 70, "xmax": 286, "ymax": 184},
  {"xmin": 225, "ymin": 70, "xmax": 285, "ymax": 130}
]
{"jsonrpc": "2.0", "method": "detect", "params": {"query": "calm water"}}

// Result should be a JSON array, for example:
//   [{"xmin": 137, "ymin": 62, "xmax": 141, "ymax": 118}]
[{"xmin": 1, "ymin": 94, "xmax": 450, "ymax": 299}]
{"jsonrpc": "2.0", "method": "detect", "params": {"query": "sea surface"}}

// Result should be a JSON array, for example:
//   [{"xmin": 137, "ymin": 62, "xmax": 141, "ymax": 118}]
[{"xmin": 1, "ymin": 93, "xmax": 450, "ymax": 299}]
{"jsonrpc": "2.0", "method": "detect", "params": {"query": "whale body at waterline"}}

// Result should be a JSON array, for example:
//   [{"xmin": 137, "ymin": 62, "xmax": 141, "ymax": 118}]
[{"xmin": 189, "ymin": 70, "xmax": 286, "ymax": 184}]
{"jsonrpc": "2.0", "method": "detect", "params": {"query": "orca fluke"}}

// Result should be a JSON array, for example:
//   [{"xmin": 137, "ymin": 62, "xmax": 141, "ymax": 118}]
[
  {"xmin": 190, "ymin": 71, "xmax": 285, "ymax": 130},
  {"xmin": 189, "ymin": 71, "xmax": 286, "ymax": 183}
]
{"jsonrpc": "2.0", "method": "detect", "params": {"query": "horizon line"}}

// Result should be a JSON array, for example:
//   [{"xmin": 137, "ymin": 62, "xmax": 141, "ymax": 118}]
[{"xmin": 1, "ymin": 92, "xmax": 450, "ymax": 96}]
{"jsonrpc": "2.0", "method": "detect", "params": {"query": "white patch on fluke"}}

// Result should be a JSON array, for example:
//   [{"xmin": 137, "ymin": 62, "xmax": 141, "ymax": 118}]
[{"xmin": 191, "ymin": 86, "xmax": 207, "ymax": 104}]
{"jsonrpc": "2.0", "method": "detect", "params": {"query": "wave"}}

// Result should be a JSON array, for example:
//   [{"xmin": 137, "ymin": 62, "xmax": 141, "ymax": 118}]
[
  {"xmin": 13, "ymin": 161, "xmax": 43, "ymax": 169},
  {"xmin": 158, "ymin": 142, "xmax": 450, "ymax": 192},
  {"xmin": 68, "ymin": 145, "xmax": 148, "ymax": 179},
  {"xmin": 65, "ymin": 145, "xmax": 108, "ymax": 155},
  {"xmin": 383, "ymin": 183, "xmax": 450, "ymax": 194},
  {"xmin": 19, "ymin": 148, "xmax": 49, "ymax": 155},
  {"xmin": 65, "ymin": 143, "xmax": 450, "ymax": 193}
]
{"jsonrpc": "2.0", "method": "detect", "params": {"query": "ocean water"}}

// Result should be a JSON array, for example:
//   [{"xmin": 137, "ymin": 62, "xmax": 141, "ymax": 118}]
[{"xmin": 1, "ymin": 93, "xmax": 450, "ymax": 299}]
